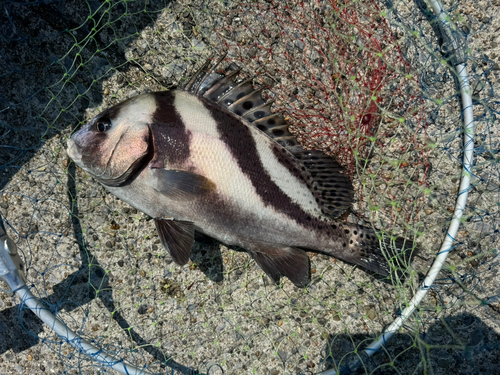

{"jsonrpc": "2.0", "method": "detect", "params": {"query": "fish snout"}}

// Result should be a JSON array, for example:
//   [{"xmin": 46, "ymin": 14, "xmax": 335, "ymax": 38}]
[{"xmin": 66, "ymin": 138, "xmax": 82, "ymax": 163}]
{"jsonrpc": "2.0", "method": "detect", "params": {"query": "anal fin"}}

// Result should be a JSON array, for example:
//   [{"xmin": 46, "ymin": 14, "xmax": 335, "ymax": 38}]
[
  {"xmin": 155, "ymin": 218, "xmax": 195, "ymax": 266},
  {"xmin": 250, "ymin": 246, "xmax": 311, "ymax": 288}
]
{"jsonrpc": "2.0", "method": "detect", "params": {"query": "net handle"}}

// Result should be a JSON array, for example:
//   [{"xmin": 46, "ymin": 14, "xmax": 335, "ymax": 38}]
[
  {"xmin": 0, "ymin": 223, "xmax": 154, "ymax": 375},
  {"xmin": 318, "ymin": 0, "xmax": 474, "ymax": 373}
]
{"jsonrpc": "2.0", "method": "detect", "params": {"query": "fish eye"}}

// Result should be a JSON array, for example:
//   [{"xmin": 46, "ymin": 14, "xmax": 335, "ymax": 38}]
[{"xmin": 96, "ymin": 118, "xmax": 112, "ymax": 133}]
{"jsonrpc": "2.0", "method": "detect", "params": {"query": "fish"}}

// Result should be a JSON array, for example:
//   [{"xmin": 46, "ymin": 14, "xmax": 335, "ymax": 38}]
[{"xmin": 66, "ymin": 56, "xmax": 414, "ymax": 287}]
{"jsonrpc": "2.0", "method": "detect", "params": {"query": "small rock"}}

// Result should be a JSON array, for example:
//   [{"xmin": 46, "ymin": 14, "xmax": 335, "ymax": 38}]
[
  {"xmin": 260, "ymin": 317, "xmax": 270, "ymax": 327},
  {"xmin": 277, "ymin": 349, "xmax": 288, "ymax": 362},
  {"xmin": 191, "ymin": 39, "xmax": 205, "ymax": 50},
  {"xmin": 137, "ymin": 305, "xmax": 148, "ymax": 314},
  {"xmin": 473, "ymin": 222, "xmax": 491, "ymax": 232},
  {"xmin": 215, "ymin": 322, "xmax": 226, "ymax": 332},
  {"xmin": 367, "ymin": 309, "xmax": 377, "ymax": 320}
]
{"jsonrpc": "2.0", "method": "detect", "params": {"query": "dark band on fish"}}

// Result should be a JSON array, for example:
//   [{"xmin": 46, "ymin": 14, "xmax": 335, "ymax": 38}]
[
  {"xmin": 98, "ymin": 96, "xmax": 137, "ymax": 120},
  {"xmin": 271, "ymin": 144, "xmax": 312, "ymax": 190},
  {"xmin": 201, "ymin": 98, "xmax": 327, "ymax": 231},
  {"xmin": 150, "ymin": 91, "xmax": 192, "ymax": 169}
]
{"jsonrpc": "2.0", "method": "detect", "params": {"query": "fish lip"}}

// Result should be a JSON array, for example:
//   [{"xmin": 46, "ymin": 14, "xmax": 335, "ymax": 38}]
[{"xmin": 66, "ymin": 138, "xmax": 82, "ymax": 163}]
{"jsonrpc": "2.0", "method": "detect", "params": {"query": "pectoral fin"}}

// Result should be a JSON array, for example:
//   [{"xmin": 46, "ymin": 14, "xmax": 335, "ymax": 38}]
[
  {"xmin": 154, "ymin": 218, "xmax": 195, "ymax": 266},
  {"xmin": 150, "ymin": 169, "xmax": 216, "ymax": 200},
  {"xmin": 250, "ymin": 245, "xmax": 311, "ymax": 288}
]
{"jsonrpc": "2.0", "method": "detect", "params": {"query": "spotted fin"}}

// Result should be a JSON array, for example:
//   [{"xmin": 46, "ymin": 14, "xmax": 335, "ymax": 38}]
[
  {"xmin": 155, "ymin": 218, "xmax": 194, "ymax": 266},
  {"xmin": 250, "ymin": 246, "xmax": 311, "ymax": 288},
  {"xmin": 150, "ymin": 169, "xmax": 216, "ymax": 200},
  {"xmin": 289, "ymin": 147, "xmax": 353, "ymax": 218},
  {"xmin": 334, "ymin": 225, "xmax": 416, "ymax": 277},
  {"xmin": 183, "ymin": 56, "xmax": 353, "ymax": 218}
]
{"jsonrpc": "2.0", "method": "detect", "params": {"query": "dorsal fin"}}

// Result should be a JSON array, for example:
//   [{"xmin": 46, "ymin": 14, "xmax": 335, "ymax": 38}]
[
  {"xmin": 204, "ymin": 69, "xmax": 242, "ymax": 102},
  {"xmin": 242, "ymin": 101, "xmax": 274, "ymax": 122},
  {"xmin": 183, "ymin": 55, "xmax": 226, "ymax": 95},
  {"xmin": 227, "ymin": 89, "xmax": 267, "ymax": 114},
  {"xmin": 183, "ymin": 56, "xmax": 354, "ymax": 218},
  {"xmin": 288, "ymin": 147, "xmax": 354, "ymax": 217}
]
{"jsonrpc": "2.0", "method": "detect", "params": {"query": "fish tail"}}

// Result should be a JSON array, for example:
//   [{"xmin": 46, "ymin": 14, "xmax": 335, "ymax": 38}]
[{"xmin": 328, "ymin": 224, "xmax": 416, "ymax": 277}]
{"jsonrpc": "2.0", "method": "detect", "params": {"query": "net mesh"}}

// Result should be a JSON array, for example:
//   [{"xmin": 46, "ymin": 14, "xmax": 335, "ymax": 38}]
[{"xmin": 0, "ymin": 0, "xmax": 499, "ymax": 374}]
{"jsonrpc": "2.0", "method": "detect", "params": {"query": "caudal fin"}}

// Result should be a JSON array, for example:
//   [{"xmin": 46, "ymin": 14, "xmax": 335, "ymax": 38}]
[{"xmin": 334, "ymin": 225, "xmax": 416, "ymax": 278}]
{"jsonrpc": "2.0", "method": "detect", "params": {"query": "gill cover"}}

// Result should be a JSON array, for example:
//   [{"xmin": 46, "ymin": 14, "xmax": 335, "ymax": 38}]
[{"xmin": 69, "ymin": 95, "xmax": 153, "ymax": 187}]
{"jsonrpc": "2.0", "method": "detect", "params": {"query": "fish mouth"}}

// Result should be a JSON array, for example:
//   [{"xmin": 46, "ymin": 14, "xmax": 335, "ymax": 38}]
[{"xmin": 66, "ymin": 138, "xmax": 82, "ymax": 163}]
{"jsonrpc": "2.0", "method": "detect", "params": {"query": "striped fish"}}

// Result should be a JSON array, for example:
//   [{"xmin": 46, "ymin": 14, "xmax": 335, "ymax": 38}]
[{"xmin": 66, "ymin": 57, "xmax": 413, "ymax": 287}]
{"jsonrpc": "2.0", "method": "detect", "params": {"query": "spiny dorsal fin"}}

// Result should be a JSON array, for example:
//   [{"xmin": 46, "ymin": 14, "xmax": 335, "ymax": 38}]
[
  {"xmin": 183, "ymin": 57, "xmax": 353, "ymax": 218},
  {"xmin": 242, "ymin": 101, "xmax": 275, "ymax": 123},
  {"xmin": 227, "ymin": 89, "xmax": 267, "ymax": 114},
  {"xmin": 204, "ymin": 69, "xmax": 242, "ymax": 102},
  {"xmin": 183, "ymin": 55, "xmax": 226, "ymax": 95}
]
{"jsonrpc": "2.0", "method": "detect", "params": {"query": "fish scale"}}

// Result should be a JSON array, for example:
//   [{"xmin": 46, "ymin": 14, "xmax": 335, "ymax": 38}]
[{"xmin": 66, "ymin": 56, "xmax": 416, "ymax": 287}]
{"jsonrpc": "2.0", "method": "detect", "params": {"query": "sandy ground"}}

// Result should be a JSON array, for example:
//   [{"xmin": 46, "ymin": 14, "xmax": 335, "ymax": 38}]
[{"xmin": 0, "ymin": 0, "xmax": 499, "ymax": 374}]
